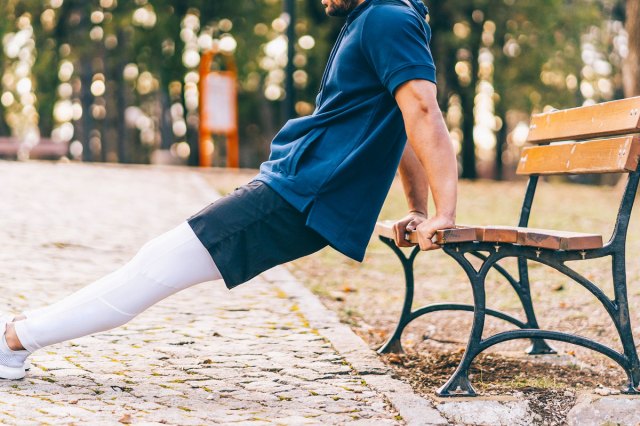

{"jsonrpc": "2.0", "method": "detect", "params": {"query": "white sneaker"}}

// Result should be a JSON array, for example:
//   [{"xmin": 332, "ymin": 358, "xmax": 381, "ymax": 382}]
[
  {"xmin": 0, "ymin": 314, "xmax": 30, "ymax": 369},
  {"xmin": 0, "ymin": 334, "xmax": 28, "ymax": 380},
  {"xmin": 0, "ymin": 315, "xmax": 30, "ymax": 375}
]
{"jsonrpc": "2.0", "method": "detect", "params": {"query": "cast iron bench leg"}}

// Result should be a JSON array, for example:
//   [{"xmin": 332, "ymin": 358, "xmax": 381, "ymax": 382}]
[
  {"xmin": 377, "ymin": 238, "xmax": 552, "ymax": 356},
  {"xmin": 516, "ymin": 257, "xmax": 556, "ymax": 355},
  {"xmin": 612, "ymin": 254, "xmax": 640, "ymax": 392},
  {"xmin": 437, "ymin": 246, "xmax": 640, "ymax": 396},
  {"xmin": 436, "ymin": 247, "xmax": 489, "ymax": 397},
  {"xmin": 377, "ymin": 238, "xmax": 420, "ymax": 354},
  {"xmin": 470, "ymin": 252, "xmax": 555, "ymax": 355}
]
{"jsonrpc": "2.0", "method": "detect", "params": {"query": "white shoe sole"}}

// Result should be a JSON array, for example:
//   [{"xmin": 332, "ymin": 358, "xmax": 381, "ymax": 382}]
[{"xmin": 0, "ymin": 364, "xmax": 25, "ymax": 380}]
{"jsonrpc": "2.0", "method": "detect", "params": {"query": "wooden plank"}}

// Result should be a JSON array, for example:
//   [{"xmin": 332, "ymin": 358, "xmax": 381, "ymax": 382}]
[
  {"xmin": 437, "ymin": 227, "xmax": 478, "ymax": 244},
  {"xmin": 375, "ymin": 221, "xmax": 603, "ymax": 251},
  {"xmin": 374, "ymin": 220, "xmax": 398, "ymax": 241},
  {"xmin": 374, "ymin": 221, "xmax": 477, "ymax": 245},
  {"xmin": 516, "ymin": 135, "xmax": 640, "ymax": 175},
  {"xmin": 473, "ymin": 226, "xmax": 601, "ymax": 250},
  {"xmin": 474, "ymin": 226, "xmax": 519, "ymax": 243},
  {"xmin": 527, "ymin": 97, "xmax": 640, "ymax": 144},
  {"xmin": 516, "ymin": 228, "xmax": 603, "ymax": 250}
]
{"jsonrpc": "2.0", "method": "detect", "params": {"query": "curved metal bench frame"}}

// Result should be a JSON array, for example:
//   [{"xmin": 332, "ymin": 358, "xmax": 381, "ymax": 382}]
[{"xmin": 378, "ymin": 172, "xmax": 640, "ymax": 397}]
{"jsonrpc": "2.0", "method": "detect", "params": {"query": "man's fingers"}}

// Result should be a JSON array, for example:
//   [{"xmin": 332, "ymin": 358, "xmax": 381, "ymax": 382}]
[
  {"xmin": 418, "ymin": 233, "xmax": 433, "ymax": 250},
  {"xmin": 393, "ymin": 222, "xmax": 411, "ymax": 247},
  {"xmin": 399, "ymin": 232, "xmax": 415, "ymax": 246},
  {"xmin": 419, "ymin": 240, "xmax": 443, "ymax": 251},
  {"xmin": 392, "ymin": 213, "xmax": 429, "ymax": 247},
  {"xmin": 393, "ymin": 221, "xmax": 418, "ymax": 247},
  {"xmin": 417, "ymin": 230, "xmax": 444, "ymax": 251}
]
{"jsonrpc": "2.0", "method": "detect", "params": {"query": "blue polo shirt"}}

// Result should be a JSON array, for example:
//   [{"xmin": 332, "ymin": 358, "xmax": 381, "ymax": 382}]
[{"xmin": 257, "ymin": 0, "xmax": 436, "ymax": 261}]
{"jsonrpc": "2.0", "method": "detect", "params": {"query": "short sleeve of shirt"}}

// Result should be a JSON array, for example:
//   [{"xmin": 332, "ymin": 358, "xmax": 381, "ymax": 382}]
[{"xmin": 361, "ymin": 5, "xmax": 436, "ymax": 94}]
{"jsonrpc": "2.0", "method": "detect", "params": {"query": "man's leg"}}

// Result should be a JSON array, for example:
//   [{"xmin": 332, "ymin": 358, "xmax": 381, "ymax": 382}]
[
  {"xmin": 1, "ymin": 221, "xmax": 221, "ymax": 377},
  {"xmin": 1, "ymin": 181, "xmax": 328, "ymax": 379}
]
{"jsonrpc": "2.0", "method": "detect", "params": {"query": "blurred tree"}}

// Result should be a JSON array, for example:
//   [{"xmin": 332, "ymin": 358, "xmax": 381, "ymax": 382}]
[
  {"xmin": 0, "ymin": 0, "xmax": 620, "ymax": 176},
  {"xmin": 490, "ymin": 0, "xmax": 599, "ymax": 179},
  {"xmin": 2, "ymin": 0, "xmax": 315, "ymax": 150},
  {"xmin": 623, "ymin": 0, "xmax": 640, "ymax": 96},
  {"xmin": 0, "ymin": 0, "xmax": 12, "ymax": 136},
  {"xmin": 29, "ymin": 1, "xmax": 57, "ymax": 140},
  {"xmin": 429, "ymin": 0, "xmax": 599, "ymax": 179}
]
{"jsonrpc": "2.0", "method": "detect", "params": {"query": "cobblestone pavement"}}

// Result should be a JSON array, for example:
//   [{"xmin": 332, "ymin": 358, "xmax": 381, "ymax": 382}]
[{"xmin": 0, "ymin": 161, "xmax": 404, "ymax": 425}]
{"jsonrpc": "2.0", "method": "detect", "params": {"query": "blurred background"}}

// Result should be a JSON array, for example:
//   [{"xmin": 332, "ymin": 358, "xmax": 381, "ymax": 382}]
[{"xmin": 0, "ymin": 0, "xmax": 638, "ymax": 179}]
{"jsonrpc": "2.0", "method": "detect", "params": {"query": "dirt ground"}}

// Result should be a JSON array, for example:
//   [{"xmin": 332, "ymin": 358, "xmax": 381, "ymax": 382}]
[
  {"xmin": 383, "ymin": 350, "xmax": 623, "ymax": 425},
  {"xmin": 201, "ymin": 169, "xmax": 640, "ymax": 425}
]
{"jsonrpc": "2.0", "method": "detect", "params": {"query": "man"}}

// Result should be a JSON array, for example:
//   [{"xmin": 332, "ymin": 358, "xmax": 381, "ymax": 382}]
[{"xmin": 0, "ymin": 0, "xmax": 456, "ymax": 380}]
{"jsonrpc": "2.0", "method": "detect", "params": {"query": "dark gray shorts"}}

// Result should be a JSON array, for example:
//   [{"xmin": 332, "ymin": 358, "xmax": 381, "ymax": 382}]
[{"xmin": 187, "ymin": 180, "xmax": 328, "ymax": 289}]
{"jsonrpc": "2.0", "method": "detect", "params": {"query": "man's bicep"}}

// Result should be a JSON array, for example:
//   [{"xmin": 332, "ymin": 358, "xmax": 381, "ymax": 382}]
[
  {"xmin": 395, "ymin": 79, "xmax": 439, "ymax": 121},
  {"xmin": 362, "ymin": 8, "xmax": 436, "ymax": 93}
]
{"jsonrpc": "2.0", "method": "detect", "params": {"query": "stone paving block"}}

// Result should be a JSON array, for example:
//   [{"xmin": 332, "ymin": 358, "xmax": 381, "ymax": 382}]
[
  {"xmin": 436, "ymin": 399, "xmax": 533, "ymax": 426},
  {"xmin": 567, "ymin": 393, "xmax": 640, "ymax": 426},
  {"xmin": 346, "ymin": 420, "xmax": 399, "ymax": 426},
  {"xmin": 271, "ymin": 415, "xmax": 321, "ymax": 424}
]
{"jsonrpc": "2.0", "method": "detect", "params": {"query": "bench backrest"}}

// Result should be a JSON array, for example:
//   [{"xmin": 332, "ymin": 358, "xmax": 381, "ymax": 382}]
[{"xmin": 517, "ymin": 97, "xmax": 640, "ymax": 176}]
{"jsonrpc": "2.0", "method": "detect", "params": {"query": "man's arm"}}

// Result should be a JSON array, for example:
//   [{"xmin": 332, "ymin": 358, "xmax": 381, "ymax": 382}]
[
  {"xmin": 392, "ymin": 144, "xmax": 429, "ymax": 247},
  {"xmin": 393, "ymin": 79, "xmax": 457, "ymax": 251}
]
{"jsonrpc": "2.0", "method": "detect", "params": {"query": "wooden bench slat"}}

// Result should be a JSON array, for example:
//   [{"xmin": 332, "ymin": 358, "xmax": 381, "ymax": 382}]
[
  {"xmin": 474, "ymin": 226, "xmax": 519, "ymax": 243},
  {"xmin": 515, "ymin": 227, "xmax": 603, "ymax": 250},
  {"xmin": 471, "ymin": 226, "xmax": 601, "ymax": 250},
  {"xmin": 516, "ymin": 135, "xmax": 640, "ymax": 175},
  {"xmin": 527, "ymin": 97, "xmax": 640, "ymax": 144},
  {"xmin": 472, "ymin": 226, "xmax": 601, "ymax": 250},
  {"xmin": 437, "ymin": 227, "xmax": 479, "ymax": 244},
  {"xmin": 375, "ymin": 222, "xmax": 603, "ymax": 251}
]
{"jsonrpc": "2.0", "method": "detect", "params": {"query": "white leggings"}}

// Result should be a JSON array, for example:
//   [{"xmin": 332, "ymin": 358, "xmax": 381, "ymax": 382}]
[{"xmin": 13, "ymin": 222, "xmax": 221, "ymax": 353}]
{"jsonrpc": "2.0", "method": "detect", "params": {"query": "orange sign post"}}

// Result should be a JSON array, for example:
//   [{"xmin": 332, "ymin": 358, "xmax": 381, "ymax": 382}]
[{"xmin": 198, "ymin": 49, "xmax": 239, "ymax": 168}]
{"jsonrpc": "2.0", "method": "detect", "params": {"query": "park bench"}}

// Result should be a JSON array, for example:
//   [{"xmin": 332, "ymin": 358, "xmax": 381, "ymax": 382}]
[
  {"xmin": 0, "ymin": 137, "xmax": 68, "ymax": 160},
  {"xmin": 375, "ymin": 96, "xmax": 640, "ymax": 397}
]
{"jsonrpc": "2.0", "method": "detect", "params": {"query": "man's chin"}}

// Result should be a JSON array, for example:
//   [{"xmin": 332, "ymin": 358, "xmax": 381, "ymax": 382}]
[
  {"xmin": 323, "ymin": 0, "xmax": 358, "ymax": 17},
  {"xmin": 325, "ymin": 7, "xmax": 349, "ymax": 17}
]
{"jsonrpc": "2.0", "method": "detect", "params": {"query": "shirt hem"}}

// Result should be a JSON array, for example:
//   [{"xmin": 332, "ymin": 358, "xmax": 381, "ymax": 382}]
[{"xmin": 257, "ymin": 174, "xmax": 367, "ymax": 262}]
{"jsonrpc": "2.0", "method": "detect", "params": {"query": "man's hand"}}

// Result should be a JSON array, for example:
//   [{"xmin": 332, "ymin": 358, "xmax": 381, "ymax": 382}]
[
  {"xmin": 393, "ymin": 211, "xmax": 427, "ymax": 247},
  {"xmin": 415, "ymin": 215, "xmax": 455, "ymax": 251}
]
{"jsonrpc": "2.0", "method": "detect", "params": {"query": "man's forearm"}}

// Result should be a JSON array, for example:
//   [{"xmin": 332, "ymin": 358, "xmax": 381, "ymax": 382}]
[
  {"xmin": 406, "ymin": 108, "xmax": 457, "ymax": 221},
  {"xmin": 398, "ymin": 144, "xmax": 429, "ymax": 216}
]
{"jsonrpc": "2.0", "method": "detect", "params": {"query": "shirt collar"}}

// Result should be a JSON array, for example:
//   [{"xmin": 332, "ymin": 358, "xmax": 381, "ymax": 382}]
[
  {"xmin": 346, "ymin": 0, "xmax": 373, "ymax": 23},
  {"xmin": 346, "ymin": 0, "xmax": 429, "ymax": 24}
]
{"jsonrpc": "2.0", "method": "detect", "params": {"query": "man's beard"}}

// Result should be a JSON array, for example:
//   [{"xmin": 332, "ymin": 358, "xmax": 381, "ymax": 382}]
[{"xmin": 325, "ymin": 0, "xmax": 360, "ymax": 17}]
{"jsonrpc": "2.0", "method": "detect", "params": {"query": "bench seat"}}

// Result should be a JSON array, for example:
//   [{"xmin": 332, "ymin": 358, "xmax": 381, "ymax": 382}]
[{"xmin": 374, "ymin": 221, "xmax": 603, "ymax": 251}]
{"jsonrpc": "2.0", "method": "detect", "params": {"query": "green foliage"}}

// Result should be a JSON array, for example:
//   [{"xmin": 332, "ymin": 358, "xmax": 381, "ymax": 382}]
[
  {"xmin": 0, "ymin": 0, "xmax": 631, "ymax": 174},
  {"xmin": 428, "ymin": 0, "xmax": 602, "ymax": 178}
]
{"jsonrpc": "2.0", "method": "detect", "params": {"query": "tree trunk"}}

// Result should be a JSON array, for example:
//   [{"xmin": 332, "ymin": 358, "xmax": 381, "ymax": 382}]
[
  {"xmin": 459, "ymin": 15, "xmax": 482, "ymax": 180},
  {"xmin": 74, "ymin": 3, "xmax": 94, "ymax": 162},
  {"xmin": 116, "ymin": 78, "xmax": 130, "ymax": 163},
  {"xmin": 115, "ymin": 28, "xmax": 131, "ymax": 163},
  {"xmin": 0, "ymin": 100, "xmax": 9, "ymax": 135},
  {"xmin": 495, "ymin": 107, "xmax": 507, "ymax": 180},
  {"xmin": 159, "ymin": 88, "xmax": 173, "ymax": 150},
  {"xmin": 186, "ymin": 110, "xmax": 199, "ymax": 167},
  {"xmin": 459, "ymin": 86, "xmax": 477, "ymax": 179},
  {"xmin": 79, "ymin": 57, "xmax": 94, "ymax": 161},
  {"xmin": 624, "ymin": 0, "xmax": 640, "ymax": 97}
]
